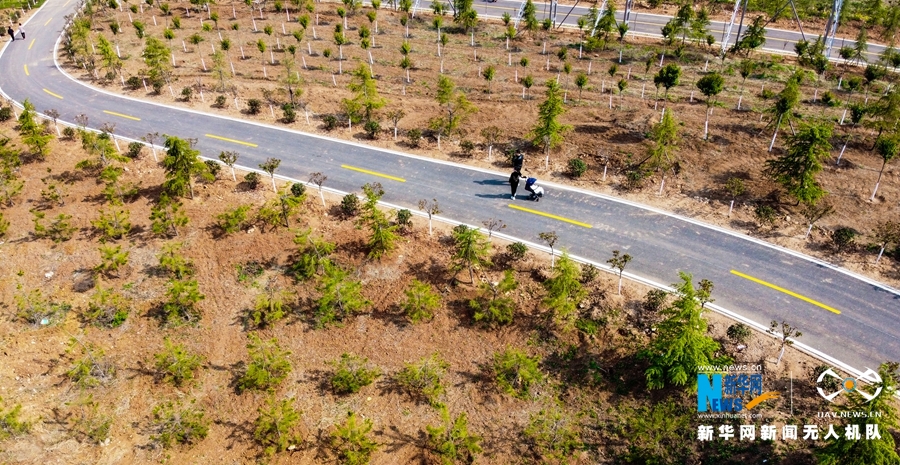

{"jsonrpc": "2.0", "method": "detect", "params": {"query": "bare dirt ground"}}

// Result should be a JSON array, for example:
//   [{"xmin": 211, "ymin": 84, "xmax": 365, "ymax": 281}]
[
  {"xmin": 58, "ymin": 0, "xmax": 900, "ymax": 291},
  {"xmin": 0, "ymin": 121, "xmax": 858, "ymax": 464}
]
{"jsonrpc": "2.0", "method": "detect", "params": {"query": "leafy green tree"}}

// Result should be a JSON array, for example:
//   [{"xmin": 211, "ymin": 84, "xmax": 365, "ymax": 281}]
[
  {"xmin": 542, "ymin": 252, "xmax": 585, "ymax": 327},
  {"xmin": 661, "ymin": 3, "xmax": 694, "ymax": 45},
  {"xmin": 522, "ymin": 0, "xmax": 538, "ymax": 36},
  {"xmin": 450, "ymin": 225, "xmax": 491, "ymax": 283},
  {"xmin": 161, "ymin": 279, "xmax": 204, "ymax": 325},
  {"xmin": 330, "ymin": 353, "xmax": 382, "ymax": 394},
  {"xmin": 433, "ymin": 75, "xmax": 477, "ymax": 147},
  {"xmin": 218, "ymin": 150, "xmax": 239, "ymax": 181},
  {"xmin": 154, "ymin": 338, "xmax": 203, "ymax": 386},
  {"xmin": 469, "ymin": 270, "xmax": 517, "ymax": 326},
  {"xmin": 162, "ymin": 136, "xmax": 209, "ymax": 198},
  {"xmin": 647, "ymin": 109, "xmax": 679, "ymax": 195},
  {"xmin": 524, "ymin": 407, "xmax": 582, "ymax": 462},
  {"xmin": 254, "ymin": 397, "xmax": 304, "ymax": 456},
  {"xmin": 871, "ymin": 132, "xmax": 899, "ymax": 200},
  {"xmin": 574, "ymin": 73, "xmax": 588, "ymax": 100},
  {"xmin": 18, "ymin": 100, "xmax": 52, "ymax": 159},
  {"xmin": 150, "ymin": 193, "xmax": 189, "ymax": 237},
  {"xmin": 653, "ymin": 63, "xmax": 681, "ymax": 100},
  {"xmin": 343, "ymin": 64, "xmax": 386, "ymax": 124},
  {"xmin": 96, "ymin": 35, "xmax": 123, "ymax": 77},
  {"xmin": 453, "ymin": 0, "xmax": 478, "ymax": 33},
  {"xmin": 529, "ymin": 80, "xmax": 571, "ymax": 163},
  {"xmin": 765, "ymin": 76, "xmax": 801, "ymax": 151},
  {"xmin": 330, "ymin": 412, "xmax": 379, "ymax": 465},
  {"xmin": 426, "ymin": 407, "xmax": 483, "ymax": 464},
  {"xmin": 492, "ymin": 347, "xmax": 542, "ymax": 398},
  {"xmin": 764, "ymin": 121, "xmax": 833, "ymax": 205},
  {"xmin": 358, "ymin": 183, "xmax": 398, "ymax": 259},
  {"xmin": 142, "ymin": 36, "xmax": 173, "ymax": 90},
  {"xmin": 732, "ymin": 15, "xmax": 766, "ymax": 57},
  {"xmin": 817, "ymin": 362, "xmax": 900, "ymax": 465},
  {"xmin": 482, "ymin": 65, "xmax": 496, "ymax": 95},
  {"xmin": 641, "ymin": 272, "xmax": 722, "ymax": 390},
  {"xmin": 237, "ymin": 333, "xmax": 292, "ymax": 392},
  {"xmin": 315, "ymin": 262, "xmax": 370, "ymax": 327},
  {"xmin": 401, "ymin": 279, "xmax": 441, "ymax": 323},
  {"xmin": 607, "ymin": 250, "xmax": 632, "ymax": 295},
  {"xmin": 696, "ymin": 72, "xmax": 724, "ymax": 140},
  {"xmin": 259, "ymin": 157, "xmax": 281, "ymax": 192}
]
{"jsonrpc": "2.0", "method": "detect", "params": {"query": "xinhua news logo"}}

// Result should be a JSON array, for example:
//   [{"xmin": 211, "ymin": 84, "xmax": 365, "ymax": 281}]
[
  {"xmin": 698, "ymin": 372, "xmax": 779, "ymax": 412},
  {"xmin": 817, "ymin": 367, "xmax": 883, "ymax": 402}
]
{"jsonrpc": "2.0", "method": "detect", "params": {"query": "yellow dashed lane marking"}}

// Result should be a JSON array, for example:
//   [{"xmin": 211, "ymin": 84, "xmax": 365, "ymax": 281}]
[
  {"xmin": 340, "ymin": 164, "xmax": 406, "ymax": 182},
  {"xmin": 730, "ymin": 270, "xmax": 841, "ymax": 315},
  {"xmin": 23, "ymin": 64, "xmax": 28, "ymax": 76},
  {"xmin": 44, "ymin": 17, "xmax": 52, "ymax": 26},
  {"xmin": 204, "ymin": 133, "xmax": 258, "ymax": 147},
  {"xmin": 28, "ymin": 38, "xmax": 35, "ymax": 49},
  {"xmin": 508, "ymin": 204, "xmax": 592, "ymax": 228},
  {"xmin": 43, "ymin": 88, "xmax": 63, "ymax": 99},
  {"xmin": 103, "ymin": 110, "xmax": 141, "ymax": 121}
]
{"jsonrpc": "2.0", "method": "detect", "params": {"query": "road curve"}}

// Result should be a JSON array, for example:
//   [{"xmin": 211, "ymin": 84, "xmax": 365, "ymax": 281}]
[{"xmin": 2, "ymin": 0, "xmax": 898, "ymax": 375}]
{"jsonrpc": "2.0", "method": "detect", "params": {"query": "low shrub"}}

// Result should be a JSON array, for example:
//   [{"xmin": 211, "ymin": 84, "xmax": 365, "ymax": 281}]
[
  {"xmin": 247, "ymin": 98, "xmax": 262, "ymax": 115},
  {"xmin": 832, "ymin": 227, "xmax": 858, "ymax": 252},
  {"xmin": 236, "ymin": 333, "xmax": 292, "ymax": 393},
  {"xmin": 154, "ymin": 338, "xmax": 203, "ymax": 386},
  {"xmin": 726, "ymin": 323, "xmax": 753, "ymax": 344},
  {"xmin": 151, "ymin": 401, "xmax": 209, "ymax": 448},
  {"xmin": 568, "ymin": 158, "xmax": 588, "ymax": 178},
  {"xmin": 340, "ymin": 194, "xmax": 360, "ymax": 217},
  {"xmin": 492, "ymin": 347, "xmax": 542, "ymax": 399},
  {"xmin": 330, "ymin": 353, "xmax": 382, "ymax": 395},
  {"xmin": 506, "ymin": 242, "xmax": 528, "ymax": 260},
  {"xmin": 396, "ymin": 354, "xmax": 449, "ymax": 407},
  {"xmin": 244, "ymin": 172, "xmax": 261, "ymax": 189}
]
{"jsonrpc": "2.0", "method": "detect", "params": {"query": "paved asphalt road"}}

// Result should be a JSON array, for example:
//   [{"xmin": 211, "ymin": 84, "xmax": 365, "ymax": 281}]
[{"xmin": 1, "ymin": 0, "xmax": 898, "ymax": 374}]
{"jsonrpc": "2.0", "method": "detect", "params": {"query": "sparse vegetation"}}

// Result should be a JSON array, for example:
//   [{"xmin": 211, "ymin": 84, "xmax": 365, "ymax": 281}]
[
  {"xmin": 330, "ymin": 353, "xmax": 382, "ymax": 395},
  {"xmin": 396, "ymin": 354, "xmax": 449, "ymax": 407}
]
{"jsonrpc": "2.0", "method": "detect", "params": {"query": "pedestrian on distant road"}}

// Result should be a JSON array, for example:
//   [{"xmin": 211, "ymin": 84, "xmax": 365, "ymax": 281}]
[
  {"xmin": 17, "ymin": 23, "xmax": 24, "ymax": 40},
  {"xmin": 7, "ymin": 26, "xmax": 14, "ymax": 42},
  {"xmin": 512, "ymin": 152, "xmax": 524, "ymax": 172},
  {"xmin": 509, "ymin": 170, "xmax": 524, "ymax": 200}
]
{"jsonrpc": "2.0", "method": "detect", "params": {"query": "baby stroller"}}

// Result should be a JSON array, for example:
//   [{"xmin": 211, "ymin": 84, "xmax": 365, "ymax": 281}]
[{"xmin": 524, "ymin": 177, "xmax": 544, "ymax": 202}]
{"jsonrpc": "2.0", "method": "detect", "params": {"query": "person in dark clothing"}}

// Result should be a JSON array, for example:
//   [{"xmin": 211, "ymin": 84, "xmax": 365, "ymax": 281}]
[
  {"xmin": 509, "ymin": 170, "xmax": 523, "ymax": 199},
  {"xmin": 7, "ymin": 26, "xmax": 14, "ymax": 42},
  {"xmin": 512, "ymin": 153, "xmax": 524, "ymax": 172}
]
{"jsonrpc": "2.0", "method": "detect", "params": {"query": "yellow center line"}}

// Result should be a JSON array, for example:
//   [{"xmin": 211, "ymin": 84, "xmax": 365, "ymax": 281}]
[
  {"xmin": 43, "ymin": 88, "xmax": 63, "ymax": 99},
  {"xmin": 340, "ymin": 164, "xmax": 406, "ymax": 182},
  {"xmin": 44, "ymin": 17, "xmax": 52, "ymax": 26},
  {"xmin": 730, "ymin": 270, "xmax": 841, "ymax": 315},
  {"xmin": 508, "ymin": 204, "xmax": 592, "ymax": 228},
  {"xmin": 27, "ymin": 38, "xmax": 35, "ymax": 49},
  {"xmin": 103, "ymin": 110, "xmax": 141, "ymax": 121},
  {"xmin": 204, "ymin": 133, "xmax": 258, "ymax": 147},
  {"xmin": 23, "ymin": 64, "xmax": 28, "ymax": 76}
]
